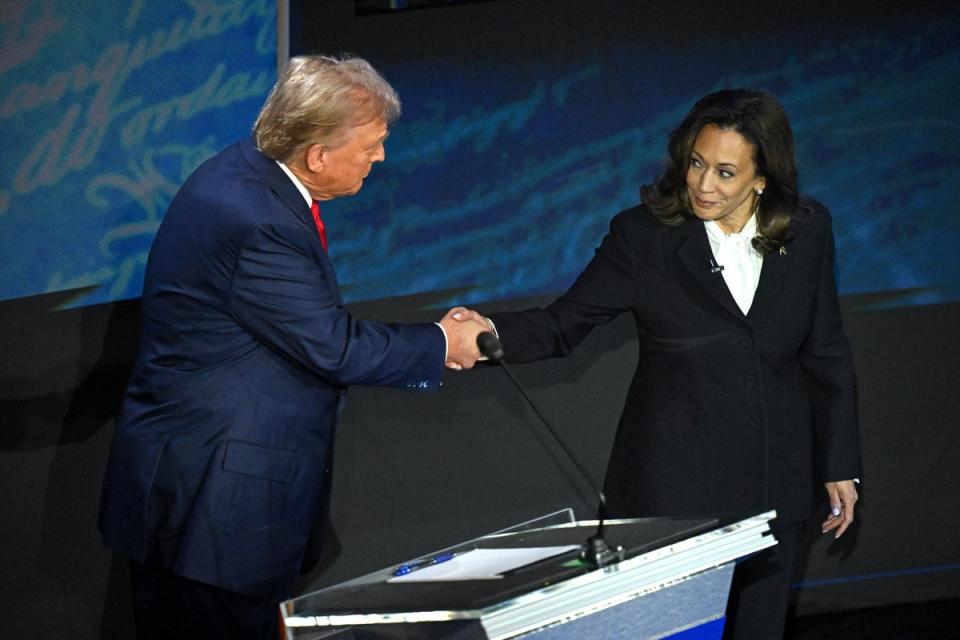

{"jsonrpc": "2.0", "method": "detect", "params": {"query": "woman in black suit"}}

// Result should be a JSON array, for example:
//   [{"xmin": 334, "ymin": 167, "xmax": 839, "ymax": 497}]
[{"xmin": 462, "ymin": 89, "xmax": 861, "ymax": 638}]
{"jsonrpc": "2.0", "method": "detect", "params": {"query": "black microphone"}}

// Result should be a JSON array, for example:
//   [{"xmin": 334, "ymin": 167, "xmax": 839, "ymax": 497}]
[
  {"xmin": 477, "ymin": 331, "xmax": 504, "ymax": 363},
  {"xmin": 476, "ymin": 331, "xmax": 624, "ymax": 568}
]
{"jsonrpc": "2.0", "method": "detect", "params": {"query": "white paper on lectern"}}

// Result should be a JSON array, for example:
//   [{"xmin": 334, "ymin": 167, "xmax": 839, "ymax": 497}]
[{"xmin": 386, "ymin": 545, "xmax": 581, "ymax": 583}]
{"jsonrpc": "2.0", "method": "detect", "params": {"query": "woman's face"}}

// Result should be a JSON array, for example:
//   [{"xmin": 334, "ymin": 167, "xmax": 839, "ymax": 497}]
[{"xmin": 685, "ymin": 124, "xmax": 765, "ymax": 234}]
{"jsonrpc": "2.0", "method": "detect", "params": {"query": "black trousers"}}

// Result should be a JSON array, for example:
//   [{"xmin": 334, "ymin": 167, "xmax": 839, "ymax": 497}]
[
  {"xmin": 129, "ymin": 560, "xmax": 280, "ymax": 640},
  {"xmin": 723, "ymin": 524, "xmax": 801, "ymax": 640}
]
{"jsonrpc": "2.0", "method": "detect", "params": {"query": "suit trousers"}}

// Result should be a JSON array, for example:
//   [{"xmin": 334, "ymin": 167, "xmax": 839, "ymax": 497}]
[
  {"xmin": 723, "ymin": 523, "xmax": 801, "ymax": 639},
  {"xmin": 130, "ymin": 560, "xmax": 280, "ymax": 640}
]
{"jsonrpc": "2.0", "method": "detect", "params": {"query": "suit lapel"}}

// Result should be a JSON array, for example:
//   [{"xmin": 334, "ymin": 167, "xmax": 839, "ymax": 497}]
[
  {"xmin": 747, "ymin": 239, "xmax": 792, "ymax": 322},
  {"xmin": 238, "ymin": 138, "xmax": 343, "ymax": 305},
  {"xmin": 673, "ymin": 219, "xmax": 747, "ymax": 322}
]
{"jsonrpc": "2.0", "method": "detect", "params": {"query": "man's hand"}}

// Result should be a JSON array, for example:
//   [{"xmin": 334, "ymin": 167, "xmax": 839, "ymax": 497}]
[{"xmin": 439, "ymin": 307, "xmax": 490, "ymax": 370}]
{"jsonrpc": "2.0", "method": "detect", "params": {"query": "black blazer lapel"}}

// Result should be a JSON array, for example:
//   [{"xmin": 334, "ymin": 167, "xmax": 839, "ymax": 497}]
[
  {"xmin": 673, "ymin": 219, "xmax": 747, "ymax": 322},
  {"xmin": 746, "ymin": 244, "xmax": 792, "ymax": 322}
]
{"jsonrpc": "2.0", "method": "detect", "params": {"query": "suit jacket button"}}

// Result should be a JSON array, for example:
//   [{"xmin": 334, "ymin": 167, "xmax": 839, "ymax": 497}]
[
  {"xmin": 749, "ymin": 416, "xmax": 762, "ymax": 427},
  {"xmin": 739, "ymin": 337, "xmax": 754, "ymax": 349},
  {"xmin": 742, "ymin": 376, "xmax": 756, "ymax": 387}
]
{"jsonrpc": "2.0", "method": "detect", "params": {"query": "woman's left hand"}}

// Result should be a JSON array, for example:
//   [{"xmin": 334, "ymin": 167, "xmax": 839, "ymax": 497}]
[{"xmin": 822, "ymin": 480, "xmax": 858, "ymax": 539}]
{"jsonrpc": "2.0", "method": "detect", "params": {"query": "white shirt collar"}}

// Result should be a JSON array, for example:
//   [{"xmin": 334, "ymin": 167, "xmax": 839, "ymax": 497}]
[
  {"xmin": 704, "ymin": 213, "xmax": 758, "ymax": 246},
  {"xmin": 276, "ymin": 161, "xmax": 312, "ymax": 207}
]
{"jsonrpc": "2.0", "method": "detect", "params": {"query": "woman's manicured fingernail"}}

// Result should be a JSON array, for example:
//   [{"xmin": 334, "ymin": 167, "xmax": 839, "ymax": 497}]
[{"xmin": 831, "ymin": 506, "xmax": 841, "ymax": 517}]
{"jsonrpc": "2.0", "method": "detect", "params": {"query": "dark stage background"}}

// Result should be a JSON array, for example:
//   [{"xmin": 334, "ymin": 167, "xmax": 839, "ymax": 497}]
[{"xmin": 1, "ymin": 0, "xmax": 959, "ymax": 637}]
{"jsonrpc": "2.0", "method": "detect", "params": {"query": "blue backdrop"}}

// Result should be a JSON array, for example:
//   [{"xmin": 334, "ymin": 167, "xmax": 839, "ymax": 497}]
[
  {"xmin": 0, "ymin": 0, "xmax": 275, "ymax": 305},
  {"xmin": 322, "ymin": 9, "xmax": 960, "ymax": 310},
  {"xmin": 2, "ymin": 2, "xmax": 958, "ymax": 310}
]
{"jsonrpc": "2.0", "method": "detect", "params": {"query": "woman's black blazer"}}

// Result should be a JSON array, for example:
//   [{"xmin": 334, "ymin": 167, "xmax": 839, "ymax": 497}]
[{"xmin": 490, "ymin": 198, "xmax": 861, "ymax": 524}]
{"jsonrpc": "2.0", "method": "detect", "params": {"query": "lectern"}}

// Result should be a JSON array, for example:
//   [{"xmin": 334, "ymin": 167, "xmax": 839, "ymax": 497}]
[{"xmin": 281, "ymin": 510, "xmax": 776, "ymax": 639}]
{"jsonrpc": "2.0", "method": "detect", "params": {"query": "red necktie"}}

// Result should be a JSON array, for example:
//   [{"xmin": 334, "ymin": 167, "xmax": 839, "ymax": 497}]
[{"xmin": 310, "ymin": 200, "xmax": 327, "ymax": 252}]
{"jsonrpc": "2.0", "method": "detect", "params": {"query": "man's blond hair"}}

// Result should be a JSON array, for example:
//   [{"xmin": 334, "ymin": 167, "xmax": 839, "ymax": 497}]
[{"xmin": 253, "ymin": 55, "xmax": 401, "ymax": 162}]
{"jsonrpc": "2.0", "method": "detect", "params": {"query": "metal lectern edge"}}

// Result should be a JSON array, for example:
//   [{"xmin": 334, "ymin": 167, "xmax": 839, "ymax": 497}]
[{"xmin": 281, "ymin": 511, "xmax": 777, "ymax": 639}]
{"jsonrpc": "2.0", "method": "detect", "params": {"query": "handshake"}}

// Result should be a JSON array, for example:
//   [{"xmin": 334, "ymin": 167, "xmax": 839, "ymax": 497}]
[{"xmin": 438, "ymin": 306, "xmax": 495, "ymax": 370}]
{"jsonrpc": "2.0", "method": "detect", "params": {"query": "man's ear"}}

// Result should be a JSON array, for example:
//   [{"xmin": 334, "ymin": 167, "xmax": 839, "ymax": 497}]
[{"xmin": 305, "ymin": 144, "xmax": 325, "ymax": 173}]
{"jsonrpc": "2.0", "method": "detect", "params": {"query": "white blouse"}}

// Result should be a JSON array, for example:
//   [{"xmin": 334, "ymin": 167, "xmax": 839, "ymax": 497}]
[{"xmin": 704, "ymin": 214, "xmax": 763, "ymax": 315}]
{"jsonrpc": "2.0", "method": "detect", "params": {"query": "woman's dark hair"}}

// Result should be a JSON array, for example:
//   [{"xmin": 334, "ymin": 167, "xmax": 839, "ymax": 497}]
[{"xmin": 641, "ymin": 89, "xmax": 799, "ymax": 254}]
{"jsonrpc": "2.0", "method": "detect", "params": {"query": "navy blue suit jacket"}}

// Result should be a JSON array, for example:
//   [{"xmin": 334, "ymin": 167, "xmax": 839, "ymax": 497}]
[
  {"xmin": 490, "ymin": 200, "xmax": 861, "ymax": 526},
  {"xmin": 99, "ymin": 138, "xmax": 445, "ymax": 601}
]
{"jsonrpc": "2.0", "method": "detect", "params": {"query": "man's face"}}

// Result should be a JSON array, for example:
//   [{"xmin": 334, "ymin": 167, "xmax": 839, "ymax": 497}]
[{"xmin": 314, "ymin": 117, "xmax": 388, "ymax": 200}]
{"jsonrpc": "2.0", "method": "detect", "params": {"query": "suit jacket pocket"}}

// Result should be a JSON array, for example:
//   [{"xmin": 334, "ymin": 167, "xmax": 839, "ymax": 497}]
[
  {"xmin": 222, "ymin": 440, "xmax": 298, "ymax": 532},
  {"xmin": 222, "ymin": 440, "xmax": 296, "ymax": 483}
]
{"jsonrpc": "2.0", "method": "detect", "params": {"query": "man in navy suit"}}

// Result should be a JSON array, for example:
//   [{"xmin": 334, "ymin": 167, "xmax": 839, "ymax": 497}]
[{"xmin": 98, "ymin": 55, "xmax": 489, "ymax": 640}]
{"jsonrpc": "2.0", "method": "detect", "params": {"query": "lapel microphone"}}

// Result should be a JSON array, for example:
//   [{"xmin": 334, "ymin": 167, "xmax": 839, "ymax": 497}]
[{"xmin": 708, "ymin": 258, "xmax": 724, "ymax": 274}]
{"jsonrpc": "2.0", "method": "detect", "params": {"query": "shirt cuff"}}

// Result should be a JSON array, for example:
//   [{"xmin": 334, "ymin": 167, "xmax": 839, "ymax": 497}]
[{"xmin": 434, "ymin": 322, "xmax": 449, "ymax": 363}]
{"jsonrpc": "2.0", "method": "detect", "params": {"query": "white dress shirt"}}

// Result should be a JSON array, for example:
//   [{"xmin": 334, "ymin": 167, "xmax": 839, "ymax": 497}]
[{"xmin": 704, "ymin": 214, "xmax": 763, "ymax": 315}]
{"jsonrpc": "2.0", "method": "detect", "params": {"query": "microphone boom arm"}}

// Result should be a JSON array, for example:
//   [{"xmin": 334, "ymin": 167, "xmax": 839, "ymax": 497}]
[{"xmin": 477, "ymin": 332, "xmax": 625, "ymax": 568}]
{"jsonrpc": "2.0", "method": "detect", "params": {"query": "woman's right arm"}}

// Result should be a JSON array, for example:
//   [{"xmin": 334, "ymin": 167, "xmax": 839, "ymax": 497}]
[{"xmin": 488, "ymin": 211, "xmax": 640, "ymax": 363}]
